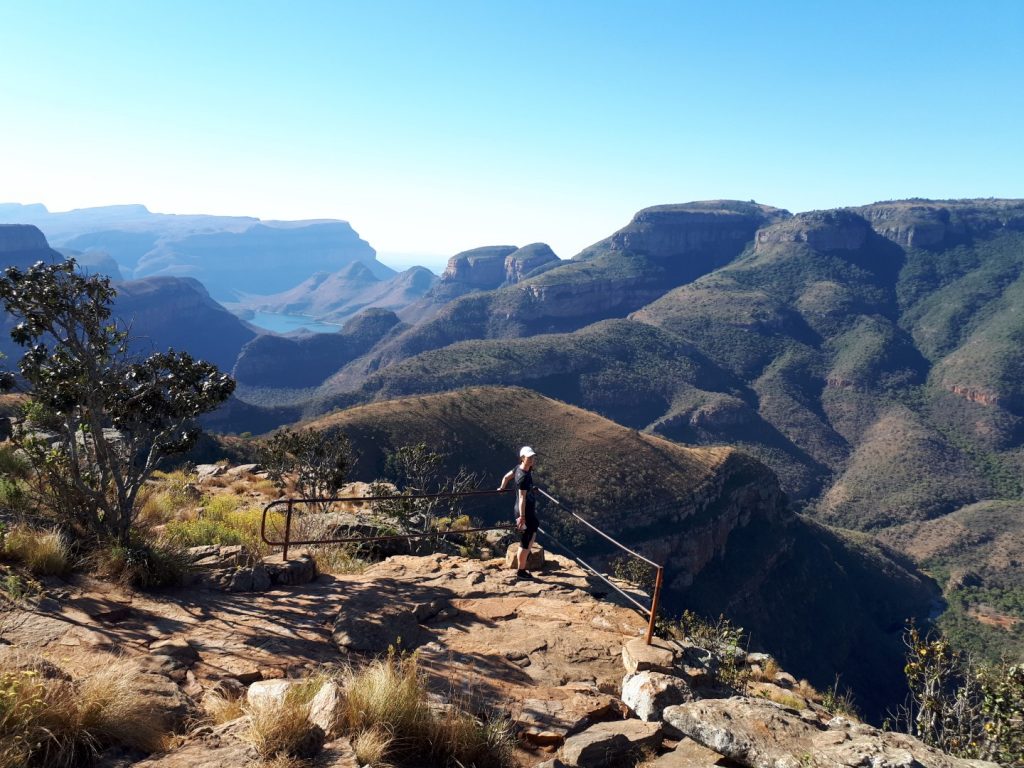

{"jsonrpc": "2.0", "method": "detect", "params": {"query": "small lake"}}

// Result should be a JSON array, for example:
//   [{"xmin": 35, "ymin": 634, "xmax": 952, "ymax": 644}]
[{"xmin": 246, "ymin": 312, "xmax": 343, "ymax": 335}]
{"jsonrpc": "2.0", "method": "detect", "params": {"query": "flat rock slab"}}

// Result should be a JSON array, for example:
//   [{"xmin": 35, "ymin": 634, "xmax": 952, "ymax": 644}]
[
  {"xmin": 664, "ymin": 697, "xmax": 1001, "ymax": 768},
  {"xmin": 646, "ymin": 737, "xmax": 739, "ymax": 767},
  {"xmin": 518, "ymin": 685, "xmax": 618, "ymax": 745},
  {"xmin": 622, "ymin": 636, "xmax": 677, "ymax": 674},
  {"xmin": 559, "ymin": 719, "xmax": 662, "ymax": 767}
]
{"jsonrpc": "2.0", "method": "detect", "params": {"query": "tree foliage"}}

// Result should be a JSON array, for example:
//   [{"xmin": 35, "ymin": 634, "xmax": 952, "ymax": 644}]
[
  {"xmin": 0, "ymin": 260, "xmax": 235, "ymax": 544},
  {"xmin": 900, "ymin": 623, "xmax": 1024, "ymax": 763},
  {"xmin": 372, "ymin": 443, "xmax": 478, "ymax": 534},
  {"xmin": 259, "ymin": 427, "xmax": 353, "ymax": 510}
]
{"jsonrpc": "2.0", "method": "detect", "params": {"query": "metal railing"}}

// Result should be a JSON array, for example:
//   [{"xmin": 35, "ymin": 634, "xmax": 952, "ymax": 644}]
[
  {"xmin": 260, "ymin": 486, "xmax": 666, "ymax": 644},
  {"xmin": 535, "ymin": 488, "xmax": 665, "ymax": 644}
]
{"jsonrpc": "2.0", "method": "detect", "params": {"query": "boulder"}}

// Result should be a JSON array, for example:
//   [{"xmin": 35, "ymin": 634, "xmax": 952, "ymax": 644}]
[
  {"xmin": 505, "ymin": 542, "xmax": 545, "ymax": 570},
  {"xmin": 663, "ymin": 697, "xmax": 1000, "ymax": 768},
  {"xmin": 559, "ymin": 720, "xmax": 662, "ymax": 767},
  {"xmin": 308, "ymin": 680, "xmax": 342, "ymax": 738},
  {"xmin": 621, "ymin": 671, "xmax": 692, "ymax": 721},
  {"xmin": 264, "ymin": 553, "xmax": 318, "ymax": 585},
  {"xmin": 246, "ymin": 679, "xmax": 295, "ymax": 707},
  {"xmin": 622, "ymin": 636, "xmax": 677, "ymax": 674}
]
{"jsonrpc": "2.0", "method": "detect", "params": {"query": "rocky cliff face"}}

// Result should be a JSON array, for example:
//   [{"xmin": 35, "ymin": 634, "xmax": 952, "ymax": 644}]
[
  {"xmin": 853, "ymin": 198, "xmax": 1024, "ymax": 248},
  {"xmin": 0, "ymin": 224, "xmax": 63, "ymax": 268},
  {"xmin": 504, "ymin": 242, "xmax": 560, "ymax": 283},
  {"xmin": 440, "ymin": 245, "xmax": 517, "ymax": 289},
  {"xmin": 755, "ymin": 210, "xmax": 872, "ymax": 253},
  {"xmin": 576, "ymin": 200, "xmax": 790, "ymax": 264}
]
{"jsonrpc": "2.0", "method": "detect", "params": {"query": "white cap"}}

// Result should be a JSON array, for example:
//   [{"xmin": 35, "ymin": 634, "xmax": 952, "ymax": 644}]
[{"xmin": 520, "ymin": 445, "xmax": 536, "ymax": 458}]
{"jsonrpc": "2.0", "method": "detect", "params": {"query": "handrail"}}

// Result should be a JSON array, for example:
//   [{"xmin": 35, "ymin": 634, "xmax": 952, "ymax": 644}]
[
  {"xmin": 536, "ymin": 488, "xmax": 661, "ymax": 568},
  {"xmin": 261, "ymin": 489, "xmax": 514, "ymax": 559},
  {"xmin": 534, "ymin": 487, "xmax": 665, "ymax": 644},
  {"xmin": 260, "ymin": 484, "xmax": 666, "ymax": 644}
]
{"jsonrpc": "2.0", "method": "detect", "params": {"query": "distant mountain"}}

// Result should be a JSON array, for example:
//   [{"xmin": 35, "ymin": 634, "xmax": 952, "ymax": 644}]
[
  {"xmin": 231, "ymin": 262, "xmax": 437, "ymax": 324},
  {"xmin": 0, "ymin": 203, "xmax": 393, "ymax": 301},
  {"xmin": 0, "ymin": 224, "xmax": 256, "ymax": 375},
  {"xmin": 233, "ymin": 307, "xmax": 404, "ymax": 389},
  {"xmin": 114, "ymin": 276, "xmax": 258, "ymax": 371},
  {"xmin": 399, "ymin": 243, "xmax": 561, "ymax": 324}
]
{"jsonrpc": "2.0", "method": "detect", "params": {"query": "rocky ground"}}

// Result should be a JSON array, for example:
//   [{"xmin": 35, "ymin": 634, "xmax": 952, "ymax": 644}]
[{"xmin": 0, "ymin": 544, "xmax": 1003, "ymax": 768}]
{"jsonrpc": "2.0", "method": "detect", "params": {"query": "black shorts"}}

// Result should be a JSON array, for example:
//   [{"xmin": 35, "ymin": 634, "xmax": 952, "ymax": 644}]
[{"xmin": 520, "ymin": 507, "xmax": 539, "ymax": 548}]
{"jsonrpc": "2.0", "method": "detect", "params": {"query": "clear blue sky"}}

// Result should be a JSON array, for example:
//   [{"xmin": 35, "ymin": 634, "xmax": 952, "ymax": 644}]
[{"xmin": 1, "ymin": 0, "xmax": 1021, "ymax": 269}]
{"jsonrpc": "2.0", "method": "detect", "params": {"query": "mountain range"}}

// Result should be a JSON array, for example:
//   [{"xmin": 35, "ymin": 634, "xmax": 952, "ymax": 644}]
[
  {"xmin": 4, "ymin": 196, "xmax": 1023, "ymax": 711},
  {"xmin": 0, "ymin": 203, "xmax": 392, "ymax": 301}
]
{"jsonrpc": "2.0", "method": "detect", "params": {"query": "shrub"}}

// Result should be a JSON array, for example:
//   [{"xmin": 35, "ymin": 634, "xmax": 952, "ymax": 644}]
[
  {"xmin": 672, "ymin": 610, "xmax": 747, "ymax": 690},
  {"xmin": 259, "ymin": 427, "xmax": 353, "ymax": 511},
  {"xmin": 2, "ymin": 525, "xmax": 72, "ymax": 576},
  {"xmin": 820, "ymin": 676, "xmax": 860, "ymax": 718},
  {"xmin": 308, "ymin": 545, "xmax": 368, "ymax": 576},
  {"xmin": 900, "ymin": 624, "xmax": 1024, "ymax": 763},
  {"xmin": 91, "ymin": 539, "xmax": 191, "ymax": 589},
  {"xmin": 163, "ymin": 495, "xmax": 266, "ymax": 555},
  {"xmin": 0, "ymin": 446, "xmax": 27, "ymax": 480}
]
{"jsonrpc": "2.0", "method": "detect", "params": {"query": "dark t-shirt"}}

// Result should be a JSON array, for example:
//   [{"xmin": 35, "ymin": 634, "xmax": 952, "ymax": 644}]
[{"xmin": 514, "ymin": 466, "xmax": 536, "ymax": 516}]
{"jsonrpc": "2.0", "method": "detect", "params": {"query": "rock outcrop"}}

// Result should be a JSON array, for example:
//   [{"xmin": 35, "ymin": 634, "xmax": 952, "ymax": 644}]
[
  {"xmin": 440, "ymin": 245, "xmax": 518, "ymax": 289},
  {"xmin": 505, "ymin": 242, "xmax": 560, "ymax": 283},
  {"xmin": 853, "ymin": 198, "xmax": 1024, "ymax": 249},
  {"xmin": 664, "ymin": 698, "xmax": 998, "ymax": 768},
  {"xmin": 755, "ymin": 210, "xmax": 873, "ymax": 253},
  {"xmin": 575, "ymin": 200, "xmax": 790, "ymax": 264}
]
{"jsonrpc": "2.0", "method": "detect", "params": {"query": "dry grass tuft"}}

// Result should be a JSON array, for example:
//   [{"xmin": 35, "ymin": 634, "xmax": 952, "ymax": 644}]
[
  {"xmin": 336, "ymin": 654, "xmax": 512, "ymax": 768},
  {"xmin": 352, "ymin": 727, "xmax": 392, "ymax": 766},
  {"xmin": 0, "ymin": 661, "xmax": 173, "ymax": 768},
  {"xmin": 244, "ymin": 682, "xmax": 323, "ymax": 760},
  {"xmin": 77, "ymin": 665, "xmax": 171, "ymax": 752},
  {"xmin": 751, "ymin": 657, "xmax": 781, "ymax": 683},
  {"xmin": 203, "ymin": 690, "xmax": 246, "ymax": 725},
  {"xmin": 2, "ymin": 525, "xmax": 72, "ymax": 576}
]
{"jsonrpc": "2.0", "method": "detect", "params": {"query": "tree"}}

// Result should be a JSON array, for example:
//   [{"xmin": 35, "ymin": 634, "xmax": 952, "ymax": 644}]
[
  {"xmin": 372, "ymin": 443, "xmax": 478, "ymax": 534},
  {"xmin": 0, "ymin": 260, "xmax": 235, "ymax": 544},
  {"xmin": 259, "ymin": 427, "xmax": 353, "ymax": 510}
]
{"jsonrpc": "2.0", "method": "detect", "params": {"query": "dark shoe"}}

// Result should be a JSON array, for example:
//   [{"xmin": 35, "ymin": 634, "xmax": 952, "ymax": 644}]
[{"xmin": 516, "ymin": 569, "xmax": 535, "ymax": 581}]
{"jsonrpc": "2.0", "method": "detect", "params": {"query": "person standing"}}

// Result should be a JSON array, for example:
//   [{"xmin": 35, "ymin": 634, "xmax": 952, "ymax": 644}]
[{"xmin": 498, "ymin": 446, "xmax": 539, "ymax": 580}]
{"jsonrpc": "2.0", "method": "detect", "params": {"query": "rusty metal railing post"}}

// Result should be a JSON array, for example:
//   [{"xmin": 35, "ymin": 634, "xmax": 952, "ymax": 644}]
[
  {"xmin": 283, "ymin": 499, "xmax": 294, "ymax": 561},
  {"xmin": 645, "ymin": 565, "xmax": 665, "ymax": 645}
]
